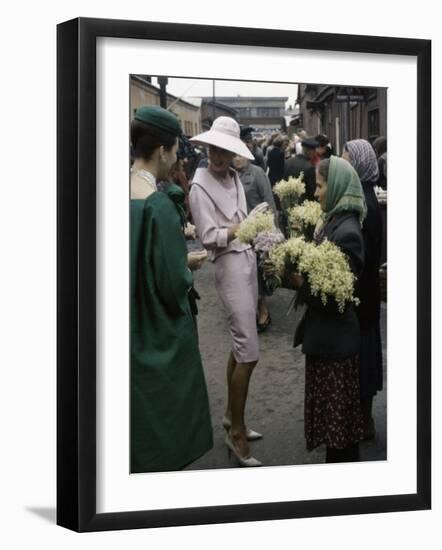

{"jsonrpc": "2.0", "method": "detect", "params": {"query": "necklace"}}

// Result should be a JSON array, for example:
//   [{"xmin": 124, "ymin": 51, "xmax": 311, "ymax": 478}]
[{"xmin": 133, "ymin": 168, "xmax": 157, "ymax": 191}]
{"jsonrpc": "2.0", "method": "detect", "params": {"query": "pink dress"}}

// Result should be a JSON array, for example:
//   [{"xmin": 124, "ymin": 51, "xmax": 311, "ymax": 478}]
[{"xmin": 189, "ymin": 167, "xmax": 259, "ymax": 363}]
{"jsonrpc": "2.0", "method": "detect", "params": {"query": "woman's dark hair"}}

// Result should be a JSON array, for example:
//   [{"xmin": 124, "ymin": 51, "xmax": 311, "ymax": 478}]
[
  {"xmin": 315, "ymin": 134, "xmax": 329, "ymax": 147},
  {"xmin": 273, "ymin": 136, "xmax": 284, "ymax": 147},
  {"xmin": 318, "ymin": 158, "xmax": 331, "ymax": 181},
  {"xmin": 131, "ymin": 119, "xmax": 177, "ymax": 161}
]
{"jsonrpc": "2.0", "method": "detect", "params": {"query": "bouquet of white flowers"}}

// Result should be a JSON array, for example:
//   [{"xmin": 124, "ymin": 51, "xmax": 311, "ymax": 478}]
[
  {"xmin": 287, "ymin": 200, "xmax": 322, "ymax": 240},
  {"xmin": 273, "ymin": 173, "xmax": 306, "ymax": 211},
  {"xmin": 267, "ymin": 236, "xmax": 307, "ymax": 285},
  {"xmin": 236, "ymin": 212, "xmax": 275, "ymax": 244},
  {"xmin": 297, "ymin": 239, "xmax": 359, "ymax": 313},
  {"xmin": 265, "ymin": 237, "xmax": 358, "ymax": 313}
]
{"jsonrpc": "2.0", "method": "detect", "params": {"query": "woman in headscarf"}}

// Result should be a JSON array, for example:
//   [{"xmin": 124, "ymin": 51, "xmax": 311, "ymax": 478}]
[
  {"xmin": 343, "ymin": 139, "xmax": 384, "ymax": 440},
  {"xmin": 130, "ymin": 105, "xmax": 213, "ymax": 473},
  {"xmin": 189, "ymin": 117, "xmax": 267, "ymax": 467},
  {"xmin": 275, "ymin": 156, "xmax": 366, "ymax": 463}
]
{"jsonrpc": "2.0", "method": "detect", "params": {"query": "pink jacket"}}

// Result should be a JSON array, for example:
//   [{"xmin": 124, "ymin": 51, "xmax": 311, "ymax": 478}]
[{"xmin": 189, "ymin": 167, "xmax": 251, "ymax": 262}]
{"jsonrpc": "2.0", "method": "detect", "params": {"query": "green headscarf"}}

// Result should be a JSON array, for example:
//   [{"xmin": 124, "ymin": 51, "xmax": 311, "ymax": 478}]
[{"xmin": 323, "ymin": 156, "xmax": 367, "ymax": 225}]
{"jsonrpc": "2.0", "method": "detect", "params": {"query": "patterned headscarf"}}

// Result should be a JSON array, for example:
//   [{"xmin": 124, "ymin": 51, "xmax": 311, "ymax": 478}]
[{"xmin": 344, "ymin": 139, "xmax": 379, "ymax": 184}]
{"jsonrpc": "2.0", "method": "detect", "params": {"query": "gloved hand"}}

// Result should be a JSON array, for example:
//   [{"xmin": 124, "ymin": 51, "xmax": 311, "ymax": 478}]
[
  {"xmin": 184, "ymin": 223, "xmax": 196, "ymax": 240},
  {"xmin": 247, "ymin": 202, "xmax": 269, "ymax": 219},
  {"xmin": 187, "ymin": 249, "xmax": 208, "ymax": 271}
]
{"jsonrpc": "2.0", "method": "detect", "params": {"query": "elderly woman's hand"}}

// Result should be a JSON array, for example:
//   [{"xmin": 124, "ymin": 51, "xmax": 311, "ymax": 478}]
[
  {"xmin": 290, "ymin": 272, "xmax": 305, "ymax": 289},
  {"xmin": 262, "ymin": 259, "xmax": 277, "ymax": 278}
]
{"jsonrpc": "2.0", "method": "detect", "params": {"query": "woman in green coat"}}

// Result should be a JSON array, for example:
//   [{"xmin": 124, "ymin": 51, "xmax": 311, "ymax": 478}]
[{"xmin": 130, "ymin": 105, "xmax": 212, "ymax": 473}]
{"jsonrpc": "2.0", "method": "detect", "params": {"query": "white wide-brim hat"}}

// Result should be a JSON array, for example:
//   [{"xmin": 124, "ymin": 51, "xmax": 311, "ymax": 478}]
[{"xmin": 190, "ymin": 116, "xmax": 254, "ymax": 160}]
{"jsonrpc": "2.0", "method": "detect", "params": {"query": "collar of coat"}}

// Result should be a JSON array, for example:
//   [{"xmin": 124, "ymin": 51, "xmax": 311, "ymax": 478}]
[{"xmin": 192, "ymin": 166, "xmax": 248, "ymax": 221}]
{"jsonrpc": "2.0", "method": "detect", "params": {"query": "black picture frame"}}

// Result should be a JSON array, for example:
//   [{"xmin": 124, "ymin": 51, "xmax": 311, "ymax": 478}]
[{"xmin": 57, "ymin": 17, "xmax": 431, "ymax": 532}]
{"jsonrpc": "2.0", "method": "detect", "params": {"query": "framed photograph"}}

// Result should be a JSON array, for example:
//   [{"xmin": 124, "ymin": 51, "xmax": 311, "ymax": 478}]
[{"xmin": 57, "ymin": 17, "xmax": 431, "ymax": 532}]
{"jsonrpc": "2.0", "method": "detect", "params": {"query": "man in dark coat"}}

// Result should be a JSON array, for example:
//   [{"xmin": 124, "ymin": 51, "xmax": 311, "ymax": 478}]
[
  {"xmin": 240, "ymin": 127, "xmax": 265, "ymax": 170},
  {"xmin": 283, "ymin": 137, "xmax": 318, "ymax": 201},
  {"xmin": 266, "ymin": 136, "xmax": 285, "ymax": 186}
]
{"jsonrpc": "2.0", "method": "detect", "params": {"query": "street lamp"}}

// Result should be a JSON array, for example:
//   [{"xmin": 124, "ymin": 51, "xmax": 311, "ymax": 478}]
[{"xmin": 158, "ymin": 76, "xmax": 168, "ymax": 109}]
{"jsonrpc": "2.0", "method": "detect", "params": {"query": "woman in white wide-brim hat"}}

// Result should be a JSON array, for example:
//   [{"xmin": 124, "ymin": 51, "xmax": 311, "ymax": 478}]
[{"xmin": 189, "ymin": 117, "xmax": 268, "ymax": 467}]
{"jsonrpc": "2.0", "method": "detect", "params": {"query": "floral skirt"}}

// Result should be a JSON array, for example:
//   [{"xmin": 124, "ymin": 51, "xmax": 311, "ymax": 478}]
[{"xmin": 305, "ymin": 355, "xmax": 364, "ymax": 451}]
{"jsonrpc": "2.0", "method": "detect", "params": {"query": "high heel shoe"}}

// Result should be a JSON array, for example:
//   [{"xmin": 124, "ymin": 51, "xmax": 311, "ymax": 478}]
[
  {"xmin": 225, "ymin": 433, "xmax": 262, "ymax": 467},
  {"xmin": 222, "ymin": 416, "xmax": 263, "ymax": 441}
]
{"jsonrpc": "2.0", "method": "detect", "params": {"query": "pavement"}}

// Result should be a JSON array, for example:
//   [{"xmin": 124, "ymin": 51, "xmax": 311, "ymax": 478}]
[{"xmin": 185, "ymin": 241, "xmax": 387, "ymax": 470}]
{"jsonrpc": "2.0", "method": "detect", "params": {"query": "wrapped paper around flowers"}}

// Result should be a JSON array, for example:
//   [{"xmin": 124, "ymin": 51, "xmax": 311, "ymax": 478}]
[
  {"xmin": 267, "ymin": 237, "xmax": 359, "ymax": 313},
  {"xmin": 273, "ymin": 173, "xmax": 306, "ymax": 211},
  {"xmin": 287, "ymin": 200, "xmax": 322, "ymax": 241}
]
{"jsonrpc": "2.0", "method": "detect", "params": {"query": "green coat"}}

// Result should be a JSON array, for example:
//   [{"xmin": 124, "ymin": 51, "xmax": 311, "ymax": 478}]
[{"xmin": 130, "ymin": 185, "xmax": 213, "ymax": 473}]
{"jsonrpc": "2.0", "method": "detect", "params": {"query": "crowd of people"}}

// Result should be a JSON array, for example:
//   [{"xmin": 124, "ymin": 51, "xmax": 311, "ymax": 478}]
[{"xmin": 130, "ymin": 104, "xmax": 387, "ymax": 472}]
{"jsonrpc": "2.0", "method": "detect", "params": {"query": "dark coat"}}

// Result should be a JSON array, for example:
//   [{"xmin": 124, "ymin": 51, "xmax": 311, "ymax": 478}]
[
  {"xmin": 267, "ymin": 146, "xmax": 285, "ymax": 186},
  {"xmin": 283, "ymin": 154, "xmax": 316, "ymax": 201},
  {"xmin": 252, "ymin": 145, "xmax": 266, "ymax": 171},
  {"xmin": 358, "ymin": 181, "xmax": 383, "ymax": 329},
  {"xmin": 237, "ymin": 163, "xmax": 277, "ymax": 215},
  {"xmin": 131, "ymin": 188, "xmax": 213, "ymax": 472},
  {"xmin": 294, "ymin": 212, "xmax": 365, "ymax": 359}
]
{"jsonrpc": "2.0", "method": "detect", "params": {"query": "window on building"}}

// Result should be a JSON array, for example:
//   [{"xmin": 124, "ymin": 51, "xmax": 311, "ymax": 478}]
[
  {"xmin": 368, "ymin": 108, "xmax": 380, "ymax": 140},
  {"xmin": 256, "ymin": 107, "xmax": 281, "ymax": 117},
  {"xmin": 236, "ymin": 107, "xmax": 251, "ymax": 117}
]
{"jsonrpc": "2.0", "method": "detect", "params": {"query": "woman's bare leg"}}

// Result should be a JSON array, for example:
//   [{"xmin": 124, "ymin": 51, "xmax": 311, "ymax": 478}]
[
  {"xmin": 257, "ymin": 296, "xmax": 269, "ymax": 324},
  {"xmin": 228, "ymin": 359, "xmax": 258, "ymax": 457}
]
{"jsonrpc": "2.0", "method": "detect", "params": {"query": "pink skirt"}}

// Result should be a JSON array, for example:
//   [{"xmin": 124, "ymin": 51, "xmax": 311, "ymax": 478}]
[{"xmin": 214, "ymin": 249, "xmax": 259, "ymax": 363}]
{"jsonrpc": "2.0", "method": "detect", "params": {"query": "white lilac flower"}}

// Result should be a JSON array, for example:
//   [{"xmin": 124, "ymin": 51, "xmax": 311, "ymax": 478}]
[
  {"xmin": 265, "ymin": 236, "xmax": 358, "ymax": 312},
  {"xmin": 297, "ymin": 238, "xmax": 359, "ymax": 313},
  {"xmin": 288, "ymin": 200, "xmax": 322, "ymax": 239},
  {"xmin": 273, "ymin": 174, "xmax": 306, "ymax": 211},
  {"xmin": 236, "ymin": 212, "xmax": 275, "ymax": 244},
  {"xmin": 268, "ymin": 237, "xmax": 307, "ymax": 278}
]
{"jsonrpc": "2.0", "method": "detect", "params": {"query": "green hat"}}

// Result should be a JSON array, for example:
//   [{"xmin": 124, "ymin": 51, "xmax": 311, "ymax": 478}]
[{"xmin": 134, "ymin": 105, "xmax": 182, "ymax": 136}]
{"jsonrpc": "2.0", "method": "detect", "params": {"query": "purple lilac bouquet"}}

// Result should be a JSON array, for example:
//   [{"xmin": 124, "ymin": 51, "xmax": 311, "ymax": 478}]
[{"xmin": 252, "ymin": 230, "xmax": 285, "ymax": 292}]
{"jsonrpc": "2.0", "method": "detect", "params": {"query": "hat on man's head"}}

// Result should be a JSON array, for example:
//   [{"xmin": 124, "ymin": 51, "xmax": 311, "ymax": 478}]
[
  {"xmin": 134, "ymin": 105, "xmax": 182, "ymax": 137},
  {"xmin": 190, "ymin": 117, "xmax": 254, "ymax": 160},
  {"xmin": 314, "ymin": 134, "xmax": 330, "ymax": 147},
  {"xmin": 301, "ymin": 137, "xmax": 319, "ymax": 149},
  {"xmin": 240, "ymin": 126, "xmax": 254, "ymax": 142}
]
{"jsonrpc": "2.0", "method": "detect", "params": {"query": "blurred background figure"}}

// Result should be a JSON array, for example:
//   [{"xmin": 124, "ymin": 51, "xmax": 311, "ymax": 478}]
[
  {"xmin": 315, "ymin": 134, "xmax": 334, "ymax": 162},
  {"xmin": 294, "ymin": 129, "xmax": 308, "ymax": 154},
  {"xmin": 372, "ymin": 136, "xmax": 387, "ymax": 189},
  {"xmin": 240, "ymin": 127, "xmax": 266, "ymax": 170},
  {"xmin": 266, "ymin": 134, "xmax": 286, "ymax": 187},
  {"xmin": 283, "ymin": 137, "xmax": 318, "ymax": 201},
  {"xmin": 342, "ymin": 139, "xmax": 384, "ymax": 441}
]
